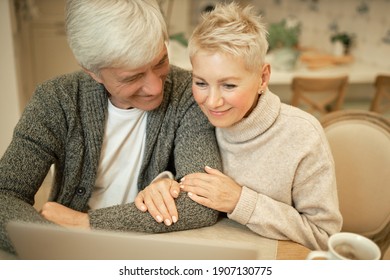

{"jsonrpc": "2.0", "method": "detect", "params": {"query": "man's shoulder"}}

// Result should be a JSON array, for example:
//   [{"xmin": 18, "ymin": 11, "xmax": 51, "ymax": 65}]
[
  {"xmin": 30, "ymin": 71, "xmax": 105, "ymax": 112},
  {"xmin": 163, "ymin": 65, "xmax": 193, "ymax": 102},
  {"xmin": 167, "ymin": 65, "xmax": 192, "ymax": 84},
  {"xmin": 35, "ymin": 70, "xmax": 101, "ymax": 97},
  {"xmin": 40, "ymin": 70, "xmax": 92, "ymax": 88}
]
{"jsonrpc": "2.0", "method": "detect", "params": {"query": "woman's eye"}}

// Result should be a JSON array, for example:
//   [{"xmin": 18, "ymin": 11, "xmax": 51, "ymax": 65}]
[
  {"xmin": 224, "ymin": 84, "xmax": 237, "ymax": 89},
  {"xmin": 195, "ymin": 81, "xmax": 207, "ymax": 87}
]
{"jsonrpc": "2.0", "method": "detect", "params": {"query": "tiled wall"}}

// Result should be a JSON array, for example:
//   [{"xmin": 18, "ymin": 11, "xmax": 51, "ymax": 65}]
[{"xmin": 251, "ymin": 0, "xmax": 390, "ymax": 70}]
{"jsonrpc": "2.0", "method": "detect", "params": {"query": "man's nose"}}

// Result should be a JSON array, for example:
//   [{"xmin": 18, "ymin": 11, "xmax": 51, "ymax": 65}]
[{"xmin": 142, "ymin": 71, "xmax": 163, "ymax": 95}]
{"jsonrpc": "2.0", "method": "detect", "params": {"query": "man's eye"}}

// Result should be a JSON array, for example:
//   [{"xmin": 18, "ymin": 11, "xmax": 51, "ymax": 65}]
[
  {"xmin": 122, "ymin": 74, "xmax": 143, "ymax": 84},
  {"xmin": 155, "ymin": 57, "xmax": 168, "ymax": 68},
  {"xmin": 155, "ymin": 61, "xmax": 165, "ymax": 68}
]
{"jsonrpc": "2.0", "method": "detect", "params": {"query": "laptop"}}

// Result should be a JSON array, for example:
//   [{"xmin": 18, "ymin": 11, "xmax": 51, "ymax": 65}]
[{"xmin": 6, "ymin": 221, "xmax": 258, "ymax": 260}]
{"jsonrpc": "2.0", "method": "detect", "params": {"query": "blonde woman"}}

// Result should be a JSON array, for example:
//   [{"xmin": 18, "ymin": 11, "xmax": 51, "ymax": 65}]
[{"xmin": 136, "ymin": 2, "xmax": 342, "ymax": 250}]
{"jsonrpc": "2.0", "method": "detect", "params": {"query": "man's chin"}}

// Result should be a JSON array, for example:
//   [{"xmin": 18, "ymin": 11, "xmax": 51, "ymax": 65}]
[{"xmin": 138, "ymin": 97, "xmax": 164, "ymax": 111}]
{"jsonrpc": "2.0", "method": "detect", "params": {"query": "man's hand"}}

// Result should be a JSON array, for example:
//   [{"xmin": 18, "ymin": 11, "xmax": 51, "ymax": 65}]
[
  {"xmin": 40, "ymin": 202, "xmax": 90, "ymax": 229},
  {"xmin": 134, "ymin": 178, "xmax": 181, "ymax": 226}
]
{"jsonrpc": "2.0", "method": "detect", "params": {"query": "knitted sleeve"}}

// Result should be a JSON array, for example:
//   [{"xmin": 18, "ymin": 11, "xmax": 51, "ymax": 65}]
[{"xmin": 88, "ymin": 66, "xmax": 222, "ymax": 233}]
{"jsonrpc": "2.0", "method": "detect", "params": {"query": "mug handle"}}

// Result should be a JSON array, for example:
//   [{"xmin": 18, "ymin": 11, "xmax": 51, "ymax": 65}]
[{"xmin": 306, "ymin": 250, "xmax": 329, "ymax": 260}]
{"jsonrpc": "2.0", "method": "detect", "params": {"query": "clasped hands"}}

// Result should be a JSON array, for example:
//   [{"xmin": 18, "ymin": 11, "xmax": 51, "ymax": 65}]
[
  {"xmin": 135, "ymin": 166, "xmax": 242, "ymax": 226},
  {"xmin": 39, "ymin": 166, "xmax": 241, "ymax": 229}
]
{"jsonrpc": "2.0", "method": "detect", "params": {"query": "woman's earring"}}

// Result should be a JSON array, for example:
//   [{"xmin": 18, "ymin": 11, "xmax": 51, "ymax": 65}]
[{"xmin": 258, "ymin": 90, "xmax": 264, "ymax": 95}]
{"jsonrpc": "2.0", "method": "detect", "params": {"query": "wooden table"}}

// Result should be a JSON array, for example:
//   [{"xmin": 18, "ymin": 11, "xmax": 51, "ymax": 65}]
[
  {"xmin": 145, "ymin": 218, "xmax": 311, "ymax": 260},
  {"xmin": 276, "ymin": 240, "xmax": 311, "ymax": 260}
]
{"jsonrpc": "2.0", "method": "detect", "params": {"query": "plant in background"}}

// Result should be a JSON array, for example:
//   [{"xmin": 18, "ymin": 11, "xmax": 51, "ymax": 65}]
[
  {"xmin": 268, "ymin": 17, "xmax": 301, "ymax": 51},
  {"xmin": 169, "ymin": 32, "xmax": 188, "ymax": 46},
  {"xmin": 268, "ymin": 17, "xmax": 301, "ymax": 71},
  {"xmin": 330, "ymin": 32, "xmax": 355, "ymax": 54}
]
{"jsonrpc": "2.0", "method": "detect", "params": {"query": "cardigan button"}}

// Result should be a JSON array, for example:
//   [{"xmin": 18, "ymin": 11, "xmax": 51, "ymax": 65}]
[{"xmin": 76, "ymin": 187, "xmax": 86, "ymax": 196}]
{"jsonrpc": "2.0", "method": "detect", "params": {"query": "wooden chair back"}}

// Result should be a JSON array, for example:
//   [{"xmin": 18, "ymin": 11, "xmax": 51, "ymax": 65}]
[
  {"xmin": 321, "ymin": 110, "xmax": 390, "ymax": 258},
  {"xmin": 291, "ymin": 75, "xmax": 348, "ymax": 118},
  {"xmin": 370, "ymin": 74, "xmax": 390, "ymax": 115}
]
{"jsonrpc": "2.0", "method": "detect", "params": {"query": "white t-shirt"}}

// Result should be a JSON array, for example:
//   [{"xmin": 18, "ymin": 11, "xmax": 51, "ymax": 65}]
[{"xmin": 89, "ymin": 99, "xmax": 147, "ymax": 210}]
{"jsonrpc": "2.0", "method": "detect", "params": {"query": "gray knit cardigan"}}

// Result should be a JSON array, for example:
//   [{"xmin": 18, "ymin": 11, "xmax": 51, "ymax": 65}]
[{"xmin": 0, "ymin": 65, "xmax": 222, "ymax": 253}]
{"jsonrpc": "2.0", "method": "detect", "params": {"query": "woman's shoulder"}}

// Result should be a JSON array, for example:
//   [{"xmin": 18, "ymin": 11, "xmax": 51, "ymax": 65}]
[
  {"xmin": 278, "ymin": 104, "xmax": 328, "ymax": 144},
  {"xmin": 280, "ymin": 104, "xmax": 322, "ymax": 127}
]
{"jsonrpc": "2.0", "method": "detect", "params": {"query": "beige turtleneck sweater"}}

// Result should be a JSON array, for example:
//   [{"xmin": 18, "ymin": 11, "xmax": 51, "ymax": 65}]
[{"xmin": 220, "ymin": 89, "xmax": 342, "ymax": 250}]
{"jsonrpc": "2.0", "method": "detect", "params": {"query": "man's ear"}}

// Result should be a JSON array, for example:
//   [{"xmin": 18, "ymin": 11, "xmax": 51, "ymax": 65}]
[{"xmin": 83, "ymin": 67, "xmax": 102, "ymax": 83}]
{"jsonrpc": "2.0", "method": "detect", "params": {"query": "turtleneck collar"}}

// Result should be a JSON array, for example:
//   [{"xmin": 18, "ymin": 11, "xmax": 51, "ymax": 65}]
[{"xmin": 216, "ymin": 89, "xmax": 281, "ymax": 143}]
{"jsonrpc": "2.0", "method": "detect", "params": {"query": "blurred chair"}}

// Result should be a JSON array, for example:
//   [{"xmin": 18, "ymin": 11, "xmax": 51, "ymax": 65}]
[
  {"xmin": 291, "ymin": 75, "xmax": 348, "ymax": 118},
  {"xmin": 321, "ymin": 110, "xmax": 390, "ymax": 259},
  {"xmin": 384, "ymin": 245, "xmax": 390, "ymax": 260},
  {"xmin": 370, "ymin": 74, "xmax": 390, "ymax": 116}
]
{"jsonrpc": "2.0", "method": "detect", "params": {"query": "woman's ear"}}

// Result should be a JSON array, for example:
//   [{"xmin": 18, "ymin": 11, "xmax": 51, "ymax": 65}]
[{"xmin": 259, "ymin": 63, "xmax": 271, "ymax": 92}]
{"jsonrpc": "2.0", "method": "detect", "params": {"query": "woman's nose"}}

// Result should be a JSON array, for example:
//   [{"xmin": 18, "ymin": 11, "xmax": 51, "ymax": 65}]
[{"xmin": 206, "ymin": 89, "xmax": 224, "ymax": 108}]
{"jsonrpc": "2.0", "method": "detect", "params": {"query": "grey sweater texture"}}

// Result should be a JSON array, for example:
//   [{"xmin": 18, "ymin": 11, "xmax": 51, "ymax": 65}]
[{"xmin": 0, "ymin": 65, "xmax": 222, "ymax": 253}]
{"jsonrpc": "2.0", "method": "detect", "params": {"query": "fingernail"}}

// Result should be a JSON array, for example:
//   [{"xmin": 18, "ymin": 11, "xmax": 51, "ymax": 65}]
[
  {"xmin": 205, "ymin": 165, "xmax": 212, "ymax": 169},
  {"xmin": 156, "ymin": 215, "xmax": 163, "ymax": 223},
  {"xmin": 164, "ymin": 219, "xmax": 172, "ymax": 226},
  {"xmin": 180, "ymin": 177, "xmax": 185, "ymax": 182},
  {"xmin": 140, "ymin": 205, "xmax": 147, "ymax": 211},
  {"xmin": 173, "ymin": 190, "xmax": 178, "ymax": 196},
  {"xmin": 188, "ymin": 192, "xmax": 193, "ymax": 197},
  {"xmin": 179, "ymin": 184, "xmax": 184, "ymax": 189},
  {"xmin": 172, "ymin": 216, "xmax": 178, "ymax": 223}
]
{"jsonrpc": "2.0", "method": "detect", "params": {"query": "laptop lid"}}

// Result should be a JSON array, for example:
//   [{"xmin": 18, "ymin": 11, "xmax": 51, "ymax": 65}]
[{"xmin": 6, "ymin": 221, "xmax": 258, "ymax": 260}]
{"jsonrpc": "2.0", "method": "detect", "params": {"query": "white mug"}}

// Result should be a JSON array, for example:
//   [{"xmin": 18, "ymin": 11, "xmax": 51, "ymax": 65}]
[{"xmin": 306, "ymin": 232, "xmax": 381, "ymax": 260}]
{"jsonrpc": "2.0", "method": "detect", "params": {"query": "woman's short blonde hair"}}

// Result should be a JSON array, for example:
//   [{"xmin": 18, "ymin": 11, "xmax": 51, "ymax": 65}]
[
  {"xmin": 188, "ymin": 2, "xmax": 268, "ymax": 72},
  {"xmin": 66, "ymin": 0, "xmax": 168, "ymax": 74}
]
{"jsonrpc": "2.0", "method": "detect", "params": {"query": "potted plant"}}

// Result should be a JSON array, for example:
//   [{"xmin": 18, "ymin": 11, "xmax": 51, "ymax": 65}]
[
  {"xmin": 330, "ymin": 32, "xmax": 355, "ymax": 55},
  {"xmin": 268, "ymin": 18, "xmax": 301, "ymax": 70},
  {"xmin": 268, "ymin": 18, "xmax": 301, "ymax": 50}
]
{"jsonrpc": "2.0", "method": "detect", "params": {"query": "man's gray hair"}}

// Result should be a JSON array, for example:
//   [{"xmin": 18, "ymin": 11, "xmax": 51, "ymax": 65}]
[{"xmin": 66, "ymin": 0, "xmax": 168, "ymax": 74}]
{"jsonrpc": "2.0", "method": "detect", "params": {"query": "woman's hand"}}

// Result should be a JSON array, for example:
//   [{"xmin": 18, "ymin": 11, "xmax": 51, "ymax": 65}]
[
  {"xmin": 180, "ymin": 166, "xmax": 242, "ymax": 213},
  {"xmin": 40, "ymin": 202, "xmax": 90, "ymax": 229},
  {"xmin": 134, "ymin": 178, "xmax": 181, "ymax": 226}
]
